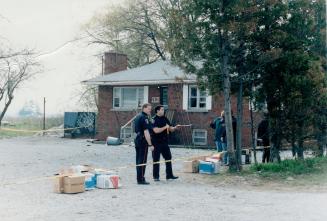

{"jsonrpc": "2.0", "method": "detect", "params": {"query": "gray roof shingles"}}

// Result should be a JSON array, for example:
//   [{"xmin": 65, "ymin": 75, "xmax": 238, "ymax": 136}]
[{"xmin": 82, "ymin": 60, "xmax": 196, "ymax": 86}]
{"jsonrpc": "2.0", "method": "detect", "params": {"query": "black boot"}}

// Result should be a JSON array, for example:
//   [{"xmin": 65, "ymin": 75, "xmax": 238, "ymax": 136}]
[
  {"xmin": 166, "ymin": 175, "xmax": 179, "ymax": 180},
  {"xmin": 137, "ymin": 180, "xmax": 150, "ymax": 185}
]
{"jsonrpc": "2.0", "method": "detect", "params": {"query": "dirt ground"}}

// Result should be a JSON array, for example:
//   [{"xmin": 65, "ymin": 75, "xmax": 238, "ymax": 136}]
[{"xmin": 0, "ymin": 136, "xmax": 326, "ymax": 221}]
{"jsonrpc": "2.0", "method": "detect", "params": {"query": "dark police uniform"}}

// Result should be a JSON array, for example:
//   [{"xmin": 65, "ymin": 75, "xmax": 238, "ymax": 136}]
[
  {"xmin": 152, "ymin": 115, "xmax": 174, "ymax": 179},
  {"xmin": 257, "ymin": 119, "xmax": 270, "ymax": 163},
  {"xmin": 134, "ymin": 111, "xmax": 152, "ymax": 183}
]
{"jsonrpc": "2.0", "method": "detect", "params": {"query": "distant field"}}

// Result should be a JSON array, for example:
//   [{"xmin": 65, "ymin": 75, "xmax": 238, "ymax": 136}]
[{"xmin": 0, "ymin": 116, "xmax": 64, "ymax": 138}]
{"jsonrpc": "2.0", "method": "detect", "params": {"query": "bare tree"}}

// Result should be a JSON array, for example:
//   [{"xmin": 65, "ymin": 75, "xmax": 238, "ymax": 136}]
[
  {"xmin": 83, "ymin": 0, "xmax": 175, "ymax": 68},
  {"xmin": 77, "ymin": 85, "xmax": 99, "ymax": 113},
  {"xmin": 79, "ymin": 0, "xmax": 175, "ymax": 112},
  {"xmin": 0, "ymin": 48, "xmax": 40, "ymax": 125}
]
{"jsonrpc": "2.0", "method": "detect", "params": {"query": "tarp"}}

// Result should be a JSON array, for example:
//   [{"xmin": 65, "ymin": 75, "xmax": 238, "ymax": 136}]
[{"xmin": 64, "ymin": 112, "xmax": 96, "ymax": 138}]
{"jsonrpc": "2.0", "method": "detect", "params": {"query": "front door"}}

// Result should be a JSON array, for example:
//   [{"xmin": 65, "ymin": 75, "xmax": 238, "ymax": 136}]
[{"xmin": 160, "ymin": 86, "xmax": 168, "ymax": 108}]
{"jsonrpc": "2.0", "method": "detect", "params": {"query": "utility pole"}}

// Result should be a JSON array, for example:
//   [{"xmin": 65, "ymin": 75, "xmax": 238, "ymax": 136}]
[
  {"xmin": 101, "ymin": 55, "xmax": 104, "ymax": 76},
  {"xmin": 43, "ymin": 97, "xmax": 46, "ymax": 135}
]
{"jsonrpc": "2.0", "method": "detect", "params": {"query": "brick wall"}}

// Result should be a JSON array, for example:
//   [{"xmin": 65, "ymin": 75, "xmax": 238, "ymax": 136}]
[
  {"xmin": 166, "ymin": 84, "xmax": 257, "ymax": 147},
  {"xmin": 96, "ymin": 83, "xmax": 262, "ymax": 148},
  {"xmin": 103, "ymin": 52, "xmax": 128, "ymax": 74}
]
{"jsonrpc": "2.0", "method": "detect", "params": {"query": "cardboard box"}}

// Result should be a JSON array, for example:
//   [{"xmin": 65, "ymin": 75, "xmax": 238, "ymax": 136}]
[
  {"xmin": 199, "ymin": 160, "xmax": 220, "ymax": 174},
  {"xmin": 183, "ymin": 160, "xmax": 199, "ymax": 173},
  {"xmin": 94, "ymin": 169, "xmax": 115, "ymax": 182},
  {"xmin": 63, "ymin": 175, "xmax": 85, "ymax": 193},
  {"xmin": 58, "ymin": 166, "xmax": 80, "ymax": 175},
  {"xmin": 211, "ymin": 153, "xmax": 223, "ymax": 160},
  {"xmin": 189, "ymin": 155, "xmax": 210, "ymax": 161},
  {"xmin": 54, "ymin": 176, "xmax": 64, "ymax": 193},
  {"xmin": 205, "ymin": 156, "xmax": 220, "ymax": 162},
  {"xmin": 96, "ymin": 175, "xmax": 120, "ymax": 189},
  {"xmin": 58, "ymin": 168, "xmax": 75, "ymax": 175},
  {"xmin": 58, "ymin": 165, "xmax": 94, "ymax": 175}
]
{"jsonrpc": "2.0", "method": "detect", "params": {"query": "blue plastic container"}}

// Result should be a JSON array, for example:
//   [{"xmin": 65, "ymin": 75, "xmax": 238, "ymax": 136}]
[
  {"xmin": 84, "ymin": 173, "xmax": 96, "ymax": 190},
  {"xmin": 199, "ymin": 161, "xmax": 215, "ymax": 174}
]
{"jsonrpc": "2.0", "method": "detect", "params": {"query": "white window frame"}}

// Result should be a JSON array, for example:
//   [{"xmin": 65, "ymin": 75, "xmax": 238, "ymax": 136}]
[
  {"xmin": 249, "ymin": 97, "xmax": 267, "ymax": 112},
  {"xmin": 192, "ymin": 129, "xmax": 207, "ymax": 145},
  {"xmin": 113, "ymin": 87, "xmax": 145, "ymax": 109},
  {"xmin": 188, "ymin": 85, "xmax": 208, "ymax": 110},
  {"xmin": 183, "ymin": 84, "xmax": 211, "ymax": 111},
  {"xmin": 249, "ymin": 84, "xmax": 267, "ymax": 112}
]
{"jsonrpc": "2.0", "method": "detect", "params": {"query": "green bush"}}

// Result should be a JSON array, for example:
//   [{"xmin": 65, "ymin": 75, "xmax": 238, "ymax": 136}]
[{"xmin": 250, "ymin": 157, "xmax": 327, "ymax": 175}]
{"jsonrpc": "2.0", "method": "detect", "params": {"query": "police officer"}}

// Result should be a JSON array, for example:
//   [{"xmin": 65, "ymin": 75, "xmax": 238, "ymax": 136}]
[
  {"xmin": 134, "ymin": 103, "xmax": 153, "ymax": 185},
  {"xmin": 257, "ymin": 114, "xmax": 270, "ymax": 163},
  {"xmin": 152, "ymin": 105, "xmax": 180, "ymax": 181}
]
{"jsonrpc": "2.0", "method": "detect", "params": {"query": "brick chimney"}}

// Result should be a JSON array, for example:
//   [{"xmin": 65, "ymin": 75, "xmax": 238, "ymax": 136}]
[{"xmin": 103, "ymin": 52, "xmax": 128, "ymax": 75}]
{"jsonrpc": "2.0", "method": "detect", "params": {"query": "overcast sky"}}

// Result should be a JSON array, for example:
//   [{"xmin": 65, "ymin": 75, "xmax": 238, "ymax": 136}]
[{"xmin": 0, "ymin": 0, "xmax": 119, "ymax": 116}]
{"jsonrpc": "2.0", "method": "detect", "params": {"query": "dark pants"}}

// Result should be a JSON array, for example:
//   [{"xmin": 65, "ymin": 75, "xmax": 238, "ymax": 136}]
[
  {"xmin": 152, "ymin": 142, "xmax": 173, "ymax": 179},
  {"xmin": 262, "ymin": 147, "xmax": 270, "ymax": 163},
  {"xmin": 134, "ymin": 137, "xmax": 149, "ymax": 182}
]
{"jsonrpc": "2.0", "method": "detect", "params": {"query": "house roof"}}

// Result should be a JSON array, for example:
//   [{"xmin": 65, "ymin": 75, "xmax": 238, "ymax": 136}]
[{"xmin": 82, "ymin": 60, "xmax": 197, "ymax": 86}]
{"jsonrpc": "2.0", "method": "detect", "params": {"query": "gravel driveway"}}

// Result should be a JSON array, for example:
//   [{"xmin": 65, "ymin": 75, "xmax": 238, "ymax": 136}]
[{"xmin": 0, "ymin": 136, "xmax": 326, "ymax": 221}]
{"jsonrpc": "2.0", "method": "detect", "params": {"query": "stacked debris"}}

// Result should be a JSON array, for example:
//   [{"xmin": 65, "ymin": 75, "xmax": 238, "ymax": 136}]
[
  {"xmin": 54, "ymin": 165, "xmax": 121, "ymax": 194},
  {"xmin": 183, "ymin": 153, "xmax": 223, "ymax": 174}
]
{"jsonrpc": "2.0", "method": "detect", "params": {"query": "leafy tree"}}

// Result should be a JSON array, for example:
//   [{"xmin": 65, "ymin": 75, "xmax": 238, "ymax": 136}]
[
  {"xmin": 84, "ymin": 0, "xmax": 327, "ymax": 163},
  {"xmin": 251, "ymin": 0, "xmax": 326, "ymax": 160},
  {"xmin": 166, "ymin": 0, "xmax": 262, "ymax": 171}
]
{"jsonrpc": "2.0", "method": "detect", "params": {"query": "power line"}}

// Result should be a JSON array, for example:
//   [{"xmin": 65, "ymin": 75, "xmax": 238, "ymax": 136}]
[{"xmin": 35, "ymin": 35, "xmax": 89, "ymax": 59}]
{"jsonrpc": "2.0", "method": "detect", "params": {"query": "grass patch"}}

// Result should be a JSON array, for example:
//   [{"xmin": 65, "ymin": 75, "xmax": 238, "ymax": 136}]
[
  {"xmin": 250, "ymin": 157, "xmax": 327, "ymax": 177},
  {"xmin": 204, "ymin": 157, "xmax": 327, "ymax": 190},
  {"xmin": 0, "ymin": 116, "xmax": 63, "ymax": 139}
]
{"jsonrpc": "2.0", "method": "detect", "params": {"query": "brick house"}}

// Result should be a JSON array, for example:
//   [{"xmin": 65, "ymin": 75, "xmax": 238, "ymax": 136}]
[{"xmin": 83, "ymin": 52, "xmax": 256, "ymax": 148}]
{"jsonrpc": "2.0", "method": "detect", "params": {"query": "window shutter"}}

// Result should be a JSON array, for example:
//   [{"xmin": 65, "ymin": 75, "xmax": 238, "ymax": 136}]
[
  {"xmin": 144, "ymin": 86, "xmax": 149, "ymax": 103},
  {"xmin": 183, "ymin": 84, "xmax": 188, "ymax": 110},
  {"xmin": 206, "ymin": 94, "xmax": 212, "ymax": 110}
]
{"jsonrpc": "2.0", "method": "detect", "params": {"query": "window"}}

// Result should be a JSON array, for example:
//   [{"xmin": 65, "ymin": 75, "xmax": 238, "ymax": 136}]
[
  {"xmin": 192, "ymin": 129, "xmax": 207, "ymax": 145},
  {"xmin": 183, "ymin": 84, "xmax": 211, "ymax": 111},
  {"xmin": 249, "ymin": 84, "xmax": 267, "ymax": 112},
  {"xmin": 113, "ymin": 87, "xmax": 144, "ymax": 109},
  {"xmin": 188, "ymin": 85, "xmax": 207, "ymax": 109},
  {"xmin": 249, "ymin": 98, "xmax": 267, "ymax": 112}
]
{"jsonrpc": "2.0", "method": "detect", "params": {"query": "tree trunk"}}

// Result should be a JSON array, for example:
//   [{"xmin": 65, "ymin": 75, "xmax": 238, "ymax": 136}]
[
  {"xmin": 270, "ymin": 133, "xmax": 281, "ymax": 163},
  {"xmin": 316, "ymin": 130, "xmax": 323, "ymax": 157},
  {"xmin": 152, "ymin": 35, "xmax": 166, "ymax": 61},
  {"xmin": 250, "ymin": 83, "xmax": 258, "ymax": 165},
  {"xmin": 316, "ymin": 127, "xmax": 327, "ymax": 157},
  {"xmin": 0, "ymin": 95, "xmax": 14, "ymax": 126},
  {"xmin": 291, "ymin": 141, "xmax": 297, "ymax": 158},
  {"xmin": 297, "ymin": 129, "xmax": 304, "ymax": 160},
  {"xmin": 143, "ymin": 5, "xmax": 166, "ymax": 61},
  {"xmin": 236, "ymin": 79, "xmax": 243, "ymax": 171},
  {"xmin": 295, "ymin": 123, "xmax": 304, "ymax": 160},
  {"xmin": 267, "ymin": 103, "xmax": 281, "ymax": 163},
  {"xmin": 270, "ymin": 124, "xmax": 282, "ymax": 163},
  {"xmin": 221, "ymin": 43, "xmax": 236, "ymax": 171},
  {"xmin": 297, "ymin": 139, "xmax": 304, "ymax": 159}
]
